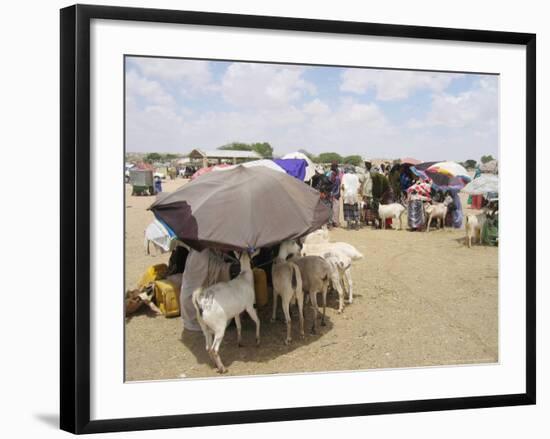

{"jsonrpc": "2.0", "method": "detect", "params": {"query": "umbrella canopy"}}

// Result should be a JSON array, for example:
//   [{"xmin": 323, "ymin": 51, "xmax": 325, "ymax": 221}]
[
  {"xmin": 273, "ymin": 158, "xmax": 307, "ymax": 181},
  {"xmin": 149, "ymin": 165, "xmax": 331, "ymax": 251},
  {"xmin": 411, "ymin": 161, "xmax": 471, "ymax": 191},
  {"xmin": 461, "ymin": 174, "xmax": 499, "ymax": 195},
  {"xmin": 282, "ymin": 152, "xmax": 315, "ymax": 181},
  {"xmin": 212, "ymin": 159, "xmax": 286, "ymax": 174},
  {"xmin": 190, "ymin": 164, "xmax": 231, "ymax": 180},
  {"xmin": 401, "ymin": 157, "xmax": 422, "ymax": 165}
]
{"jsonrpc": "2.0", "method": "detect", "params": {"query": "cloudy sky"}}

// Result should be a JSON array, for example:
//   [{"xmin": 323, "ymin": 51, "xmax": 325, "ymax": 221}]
[{"xmin": 125, "ymin": 56, "xmax": 499, "ymax": 161}]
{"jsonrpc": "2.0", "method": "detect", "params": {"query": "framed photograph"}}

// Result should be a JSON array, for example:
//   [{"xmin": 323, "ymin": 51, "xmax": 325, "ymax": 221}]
[{"xmin": 60, "ymin": 4, "xmax": 536, "ymax": 434}]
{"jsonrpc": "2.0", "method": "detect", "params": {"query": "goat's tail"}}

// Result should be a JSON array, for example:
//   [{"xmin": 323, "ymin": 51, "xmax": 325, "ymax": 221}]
[
  {"xmin": 191, "ymin": 287, "xmax": 205, "ymax": 320},
  {"xmin": 290, "ymin": 264, "xmax": 299, "ymax": 292}
]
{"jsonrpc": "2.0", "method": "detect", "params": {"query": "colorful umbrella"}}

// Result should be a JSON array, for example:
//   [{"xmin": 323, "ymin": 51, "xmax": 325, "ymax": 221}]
[
  {"xmin": 401, "ymin": 157, "xmax": 422, "ymax": 165},
  {"xmin": 190, "ymin": 164, "xmax": 231, "ymax": 180},
  {"xmin": 411, "ymin": 161, "xmax": 471, "ymax": 191}
]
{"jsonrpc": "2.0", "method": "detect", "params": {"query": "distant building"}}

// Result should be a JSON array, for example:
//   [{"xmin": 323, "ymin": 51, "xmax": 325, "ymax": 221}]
[{"xmin": 186, "ymin": 149, "xmax": 262, "ymax": 168}]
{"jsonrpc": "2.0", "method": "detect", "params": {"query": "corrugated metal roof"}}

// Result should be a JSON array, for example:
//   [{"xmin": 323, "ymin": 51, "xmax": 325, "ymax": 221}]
[{"xmin": 188, "ymin": 149, "xmax": 262, "ymax": 159}]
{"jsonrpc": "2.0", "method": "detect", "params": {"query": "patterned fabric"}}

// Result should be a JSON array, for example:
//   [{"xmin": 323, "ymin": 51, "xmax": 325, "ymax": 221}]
[
  {"xmin": 407, "ymin": 181, "xmax": 432, "ymax": 201},
  {"xmin": 343, "ymin": 203, "xmax": 360, "ymax": 221},
  {"xmin": 408, "ymin": 200, "xmax": 425, "ymax": 229}
]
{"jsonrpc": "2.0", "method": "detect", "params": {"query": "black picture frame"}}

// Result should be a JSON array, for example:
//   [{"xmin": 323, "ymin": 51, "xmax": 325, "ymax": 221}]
[{"xmin": 60, "ymin": 4, "xmax": 536, "ymax": 434}]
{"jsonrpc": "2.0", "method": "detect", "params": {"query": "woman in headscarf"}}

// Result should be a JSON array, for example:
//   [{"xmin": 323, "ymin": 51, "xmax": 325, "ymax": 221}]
[{"xmin": 406, "ymin": 179, "xmax": 432, "ymax": 231}]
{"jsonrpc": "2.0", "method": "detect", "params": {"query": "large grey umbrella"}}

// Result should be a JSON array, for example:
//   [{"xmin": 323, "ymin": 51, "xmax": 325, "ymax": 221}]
[
  {"xmin": 149, "ymin": 165, "xmax": 331, "ymax": 251},
  {"xmin": 462, "ymin": 174, "xmax": 499, "ymax": 194}
]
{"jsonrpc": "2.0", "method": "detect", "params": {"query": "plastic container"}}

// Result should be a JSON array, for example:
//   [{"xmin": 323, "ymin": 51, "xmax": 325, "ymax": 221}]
[
  {"xmin": 154, "ymin": 279, "xmax": 181, "ymax": 317},
  {"xmin": 253, "ymin": 268, "xmax": 268, "ymax": 307},
  {"xmin": 137, "ymin": 263, "xmax": 168, "ymax": 289},
  {"xmin": 471, "ymin": 194, "xmax": 483, "ymax": 209}
]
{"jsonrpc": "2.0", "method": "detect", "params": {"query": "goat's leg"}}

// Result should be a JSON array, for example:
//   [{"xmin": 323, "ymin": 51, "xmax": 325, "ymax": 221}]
[
  {"xmin": 320, "ymin": 284, "xmax": 328, "ymax": 326},
  {"xmin": 296, "ymin": 290, "xmax": 305, "ymax": 339},
  {"xmin": 271, "ymin": 289, "xmax": 278, "ymax": 322},
  {"xmin": 196, "ymin": 316, "xmax": 212, "ymax": 351},
  {"xmin": 234, "ymin": 314, "xmax": 242, "ymax": 347},
  {"xmin": 246, "ymin": 306, "xmax": 261, "ymax": 346},
  {"xmin": 282, "ymin": 296, "xmax": 292, "ymax": 345},
  {"xmin": 210, "ymin": 329, "xmax": 227, "ymax": 373},
  {"xmin": 427, "ymin": 213, "xmax": 432, "ymax": 232},
  {"xmin": 310, "ymin": 292, "xmax": 319, "ymax": 334},
  {"xmin": 332, "ymin": 272, "xmax": 344, "ymax": 314},
  {"xmin": 345, "ymin": 268, "xmax": 353, "ymax": 304}
]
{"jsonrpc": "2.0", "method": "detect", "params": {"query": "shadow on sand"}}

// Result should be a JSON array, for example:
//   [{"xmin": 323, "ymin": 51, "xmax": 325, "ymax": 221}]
[{"xmin": 180, "ymin": 290, "xmax": 343, "ymax": 372}]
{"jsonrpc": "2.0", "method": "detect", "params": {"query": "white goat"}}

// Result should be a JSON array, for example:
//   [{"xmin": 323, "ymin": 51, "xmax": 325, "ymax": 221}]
[
  {"xmin": 301, "ymin": 241, "xmax": 363, "ymax": 261},
  {"xmin": 192, "ymin": 251, "xmax": 260, "ymax": 373},
  {"xmin": 303, "ymin": 226, "xmax": 329, "ymax": 245},
  {"xmin": 424, "ymin": 202, "xmax": 448, "ymax": 232},
  {"xmin": 322, "ymin": 250, "xmax": 353, "ymax": 311},
  {"xmin": 378, "ymin": 203, "xmax": 406, "ymax": 230},
  {"xmin": 289, "ymin": 255, "xmax": 330, "ymax": 334},
  {"xmin": 465, "ymin": 213, "xmax": 487, "ymax": 248},
  {"xmin": 271, "ymin": 241, "xmax": 304, "ymax": 345}
]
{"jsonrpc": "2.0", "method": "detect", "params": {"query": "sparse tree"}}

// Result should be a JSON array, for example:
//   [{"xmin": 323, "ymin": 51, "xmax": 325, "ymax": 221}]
[
  {"xmin": 343, "ymin": 155, "xmax": 363, "ymax": 166},
  {"xmin": 298, "ymin": 149, "xmax": 318, "ymax": 163},
  {"xmin": 480, "ymin": 155, "xmax": 495, "ymax": 164},
  {"xmin": 144, "ymin": 152, "xmax": 162, "ymax": 163},
  {"xmin": 317, "ymin": 152, "xmax": 343, "ymax": 164}
]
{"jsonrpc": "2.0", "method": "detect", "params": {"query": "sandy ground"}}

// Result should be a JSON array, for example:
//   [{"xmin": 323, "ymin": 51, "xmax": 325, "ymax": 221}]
[{"xmin": 125, "ymin": 178, "xmax": 498, "ymax": 381}]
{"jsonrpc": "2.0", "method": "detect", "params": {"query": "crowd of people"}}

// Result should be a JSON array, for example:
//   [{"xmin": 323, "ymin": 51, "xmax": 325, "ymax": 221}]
[{"xmin": 311, "ymin": 159, "xmax": 464, "ymax": 231}]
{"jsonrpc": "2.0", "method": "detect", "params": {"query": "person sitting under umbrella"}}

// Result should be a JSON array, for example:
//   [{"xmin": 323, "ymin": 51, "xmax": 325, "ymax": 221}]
[{"xmin": 179, "ymin": 248, "xmax": 235, "ymax": 332}]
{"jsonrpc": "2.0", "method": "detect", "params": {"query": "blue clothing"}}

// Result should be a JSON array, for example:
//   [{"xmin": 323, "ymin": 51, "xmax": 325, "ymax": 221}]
[
  {"xmin": 450, "ymin": 190, "xmax": 463, "ymax": 228},
  {"xmin": 327, "ymin": 170, "xmax": 341, "ymax": 199},
  {"xmin": 400, "ymin": 172, "xmax": 412, "ymax": 193},
  {"xmin": 154, "ymin": 179, "xmax": 163, "ymax": 193}
]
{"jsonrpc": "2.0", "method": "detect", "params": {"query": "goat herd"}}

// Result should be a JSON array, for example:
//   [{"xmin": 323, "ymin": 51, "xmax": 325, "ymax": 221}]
[
  {"xmin": 192, "ymin": 227, "xmax": 363, "ymax": 374},
  {"xmin": 191, "ymin": 202, "xmax": 493, "ymax": 374}
]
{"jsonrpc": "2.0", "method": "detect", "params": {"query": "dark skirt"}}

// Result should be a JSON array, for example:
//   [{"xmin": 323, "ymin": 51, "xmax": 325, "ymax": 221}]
[{"xmin": 408, "ymin": 200, "xmax": 425, "ymax": 229}]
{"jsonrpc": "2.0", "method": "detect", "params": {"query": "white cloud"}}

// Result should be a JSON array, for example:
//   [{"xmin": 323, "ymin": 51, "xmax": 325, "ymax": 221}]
[
  {"xmin": 129, "ymin": 57, "xmax": 212, "ymax": 89},
  {"xmin": 125, "ymin": 59, "xmax": 497, "ymax": 161},
  {"xmin": 303, "ymin": 98, "xmax": 330, "ymax": 116},
  {"xmin": 125, "ymin": 70, "xmax": 175, "ymax": 106},
  {"xmin": 407, "ymin": 77, "xmax": 498, "ymax": 129},
  {"xmin": 340, "ymin": 69, "xmax": 462, "ymax": 101},
  {"xmin": 221, "ymin": 63, "xmax": 316, "ymax": 108}
]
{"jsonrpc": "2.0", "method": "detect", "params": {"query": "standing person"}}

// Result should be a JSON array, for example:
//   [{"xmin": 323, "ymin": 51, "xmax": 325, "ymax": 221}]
[
  {"xmin": 406, "ymin": 179, "xmax": 432, "ymax": 231},
  {"xmin": 448, "ymin": 188, "xmax": 463, "ymax": 228},
  {"xmin": 179, "ymin": 248, "xmax": 232, "ymax": 332},
  {"xmin": 389, "ymin": 164, "xmax": 402, "ymax": 202},
  {"xmin": 327, "ymin": 161, "xmax": 341, "ymax": 228},
  {"xmin": 361, "ymin": 160, "xmax": 374, "ymax": 225},
  {"xmin": 341, "ymin": 167, "xmax": 361, "ymax": 230},
  {"xmin": 154, "ymin": 175, "xmax": 163, "ymax": 194}
]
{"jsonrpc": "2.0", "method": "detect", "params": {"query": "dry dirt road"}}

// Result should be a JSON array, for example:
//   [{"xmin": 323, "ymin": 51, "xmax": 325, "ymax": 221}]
[{"xmin": 125, "ymin": 178, "xmax": 498, "ymax": 381}]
